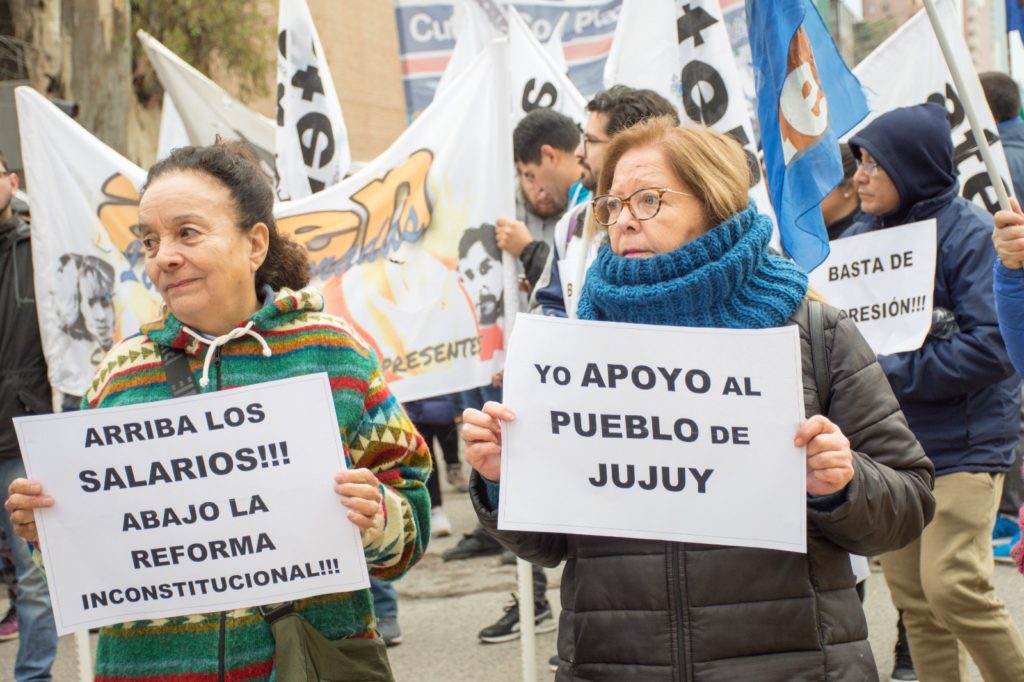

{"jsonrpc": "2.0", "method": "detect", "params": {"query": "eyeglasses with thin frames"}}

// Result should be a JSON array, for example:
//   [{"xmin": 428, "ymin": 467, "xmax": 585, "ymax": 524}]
[
  {"xmin": 856, "ymin": 159, "xmax": 882, "ymax": 177},
  {"xmin": 591, "ymin": 187, "xmax": 692, "ymax": 226}
]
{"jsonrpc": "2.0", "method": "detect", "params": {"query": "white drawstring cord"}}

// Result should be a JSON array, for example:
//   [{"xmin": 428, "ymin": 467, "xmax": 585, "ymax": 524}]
[{"xmin": 181, "ymin": 320, "xmax": 272, "ymax": 388}]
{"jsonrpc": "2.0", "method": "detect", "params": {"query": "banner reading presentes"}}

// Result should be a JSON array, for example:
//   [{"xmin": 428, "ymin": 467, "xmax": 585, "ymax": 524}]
[
  {"xmin": 499, "ymin": 315, "xmax": 807, "ymax": 553},
  {"xmin": 14, "ymin": 374, "xmax": 368, "ymax": 635},
  {"xmin": 809, "ymin": 220, "xmax": 938, "ymax": 356},
  {"xmin": 20, "ymin": 40, "xmax": 515, "ymax": 403}
]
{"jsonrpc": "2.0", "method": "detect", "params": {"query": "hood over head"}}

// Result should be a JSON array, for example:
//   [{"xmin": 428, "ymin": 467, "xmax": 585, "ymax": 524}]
[{"xmin": 849, "ymin": 103, "xmax": 956, "ymax": 222}]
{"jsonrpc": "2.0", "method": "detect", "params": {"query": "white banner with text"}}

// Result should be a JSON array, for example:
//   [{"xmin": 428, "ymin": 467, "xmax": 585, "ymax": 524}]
[
  {"xmin": 498, "ymin": 315, "xmax": 807, "ymax": 553},
  {"xmin": 14, "ymin": 374, "xmax": 368, "ymax": 635},
  {"xmin": 810, "ymin": 220, "xmax": 937, "ymax": 356}
]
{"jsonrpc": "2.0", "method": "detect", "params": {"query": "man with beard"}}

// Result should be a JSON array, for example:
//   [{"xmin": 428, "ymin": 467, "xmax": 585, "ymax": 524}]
[
  {"xmin": 530, "ymin": 86, "xmax": 679, "ymax": 317},
  {"xmin": 0, "ymin": 153, "xmax": 58, "ymax": 681},
  {"xmin": 494, "ymin": 110, "xmax": 583, "ymax": 290}
]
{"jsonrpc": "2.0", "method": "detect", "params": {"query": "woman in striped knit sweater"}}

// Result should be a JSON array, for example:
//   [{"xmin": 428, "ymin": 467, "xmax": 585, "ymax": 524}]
[{"xmin": 5, "ymin": 142, "xmax": 431, "ymax": 681}]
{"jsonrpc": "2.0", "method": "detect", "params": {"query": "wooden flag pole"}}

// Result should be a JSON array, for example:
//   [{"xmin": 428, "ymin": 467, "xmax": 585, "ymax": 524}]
[{"xmin": 922, "ymin": 0, "xmax": 1012, "ymax": 211}]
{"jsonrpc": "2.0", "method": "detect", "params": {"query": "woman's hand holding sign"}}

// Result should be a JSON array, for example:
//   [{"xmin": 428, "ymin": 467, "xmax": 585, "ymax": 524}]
[
  {"xmin": 5, "ymin": 478, "xmax": 54, "ymax": 545},
  {"xmin": 462, "ymin": 402, "xmax": 515, "ymax": 482},
  {"xmin": 334, "ymin": 468, "xmax": 384, "ymax": 535},
  {"xmin": 794, "ymin": 415, "xmax": 855, "ymax": 497}
]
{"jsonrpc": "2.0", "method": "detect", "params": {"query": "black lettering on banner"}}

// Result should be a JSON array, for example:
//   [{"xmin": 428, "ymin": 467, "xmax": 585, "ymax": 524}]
[
  {"xmin": 291, "ymin": 64, "xmax": 325, "ymax": 102},
  {"xmin": 276, "ymin": 83, "xmax": 285, "ymax": 126},
  {"xmin": 927, "ymin": 83, "xmax": 965, "ymax": 129},
  {"xmin": 963, "ymin": 172, "xmax": 1004, "ymax": 214},
  {"xmin": 724, "ymin": 125, "xmax": 762, "ymax": 186},
  {"xmin": 677, "ymin": 2, "xmax": 719, "ymax": 47},
  {"xmin": 296, "ymin": 112, "xmax": 335, "ymax": 183},
  {"xmin": 521, "ymin": 78, "xmax": 558, "ymax": 112},
  {"xmin": 680, "ymin": 60, "xmax": 728, "ymax": 127}
]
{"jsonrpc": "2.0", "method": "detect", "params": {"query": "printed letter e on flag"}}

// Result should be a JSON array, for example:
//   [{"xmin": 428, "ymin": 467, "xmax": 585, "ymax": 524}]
[{"xmin": 748, "ymin": 0, "xmax": 867, "ymax": 272}]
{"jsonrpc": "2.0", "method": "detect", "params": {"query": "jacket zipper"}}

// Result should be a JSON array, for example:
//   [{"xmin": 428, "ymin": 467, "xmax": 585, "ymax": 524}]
[{"xmin": 671, "ymin": 544, "xmax": 690, "ymax": 682}]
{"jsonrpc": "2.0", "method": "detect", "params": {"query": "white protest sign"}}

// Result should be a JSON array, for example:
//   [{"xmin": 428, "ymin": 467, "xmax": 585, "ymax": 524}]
[
  {"xmin": 499, "ymin": 315, "xmax": 807, "ymax": 553},
  {"xmin": 810, "ymin": 220, "xmax": 937, "ymax": 355},
  {"xmin": 14, "ymin": 374, "xmax": 368, "ymax": 635}
]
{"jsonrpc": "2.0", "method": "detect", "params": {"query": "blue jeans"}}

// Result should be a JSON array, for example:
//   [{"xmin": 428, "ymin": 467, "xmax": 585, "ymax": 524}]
[
  {"xmin": 369, "ymin": 577, "xmax": 397, "ymax": 619},
  {"xmin": 0, "ymin": 458, "xmax": 57, "ymax": 681}
]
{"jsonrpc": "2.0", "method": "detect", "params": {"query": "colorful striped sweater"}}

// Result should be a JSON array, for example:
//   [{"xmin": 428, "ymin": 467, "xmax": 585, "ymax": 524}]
[{"xmin": 80, "ymin": 287, "xmax": 431, "ymax": 681}]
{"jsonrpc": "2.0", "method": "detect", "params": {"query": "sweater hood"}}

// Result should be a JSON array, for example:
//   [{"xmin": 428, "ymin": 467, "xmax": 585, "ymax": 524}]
[
  {"xmin": 141, "ymin": 286, "xmax": 325, "ymax": 352},
  {"xmin": 849, "ymin": 103, "xmax": 956, "ymax": 223}
]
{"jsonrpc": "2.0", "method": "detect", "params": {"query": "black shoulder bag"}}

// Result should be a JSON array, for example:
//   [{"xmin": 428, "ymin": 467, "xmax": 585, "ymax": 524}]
[
  {"xmin": 808, "ymin": 300, "xmax": 831, "ymax": 415},
  {"xmin": 158, "ymin": 346, "xmax": 394, "ymax": 682}
]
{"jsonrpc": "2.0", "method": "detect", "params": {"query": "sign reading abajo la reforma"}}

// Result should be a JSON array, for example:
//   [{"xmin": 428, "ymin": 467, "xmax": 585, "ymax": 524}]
[{"xmin": 14, "ymin": 374, "xmax": 368, "ymax": 635}]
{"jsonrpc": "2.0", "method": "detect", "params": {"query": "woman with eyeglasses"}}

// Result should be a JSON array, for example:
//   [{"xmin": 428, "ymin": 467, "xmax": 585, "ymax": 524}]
[{"xmin": 462, "ymin": 118, "xmax": 935, "ymax": 681}]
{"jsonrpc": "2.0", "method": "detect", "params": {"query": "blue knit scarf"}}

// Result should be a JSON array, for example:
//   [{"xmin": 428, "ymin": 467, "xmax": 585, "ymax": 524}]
[{"xmin": 576, "ymin": 206, "xmax": 808, "ymax": 329}]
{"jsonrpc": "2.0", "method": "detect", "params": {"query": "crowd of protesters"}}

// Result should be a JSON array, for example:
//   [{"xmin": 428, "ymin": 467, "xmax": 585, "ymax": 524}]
[{"xmin": 3, "ymin": 72, "xmax": 1024, "ymax": 682}]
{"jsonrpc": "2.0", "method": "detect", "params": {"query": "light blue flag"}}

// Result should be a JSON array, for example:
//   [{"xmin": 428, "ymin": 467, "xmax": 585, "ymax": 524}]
[{"xmin": 747, "ymin": 0, "xmax": 868, "ymax": 271}]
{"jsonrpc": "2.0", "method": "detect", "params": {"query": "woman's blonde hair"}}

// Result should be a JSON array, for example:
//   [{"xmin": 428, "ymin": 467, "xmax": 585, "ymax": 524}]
[{"xmin": 597, "ymin": 117, "xmax": 751, "ymax": 226}]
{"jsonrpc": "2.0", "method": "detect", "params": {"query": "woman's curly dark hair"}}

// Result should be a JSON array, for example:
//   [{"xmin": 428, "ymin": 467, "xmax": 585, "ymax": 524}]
[{"xmin": 145, "ymin": 140, "xmax": 310, "ymax": 291}]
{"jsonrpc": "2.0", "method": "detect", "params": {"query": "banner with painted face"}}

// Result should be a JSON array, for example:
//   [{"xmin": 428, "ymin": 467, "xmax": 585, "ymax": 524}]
[
  {"xmin": 276, "ymin": 0, "xmax": 352, "ymax": 200},
  {"xmin": 393, "ymin": 0, "xmax": 621, "ymax": 118},
  {"xmin": 273, "ymin": 40, "xmax": 515, "ymax": 401},
  {"xmin": 138, "ymin": 31, "xmax": 278, "ymax": 180},
  {"xmin": 16, "ymin": 87, "xmax": 161, "ymax": 399},
  {"xmin": 19, "ymin": 41, "xmax": 514, "ymax": 403},
  {"xmin": 851, "ymin": 0, "xmax": 1011, "ymax": 214},
  {"xmin": 603, "ymin": 0, "xmax": 775, "ymax": 234}
]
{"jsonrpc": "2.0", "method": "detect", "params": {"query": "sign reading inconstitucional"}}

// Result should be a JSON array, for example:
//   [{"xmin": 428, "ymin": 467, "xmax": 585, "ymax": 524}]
[
  {"xmin": 498, "ymin": 315, "xmax": 807, "ymax": 553},
  {"xmin": 14, "ymin": 374, "xmax": 368, "ymax": 635},
  {"xmin": 809, "ymin": 220, "xmax": 937, "ymax": 356}
]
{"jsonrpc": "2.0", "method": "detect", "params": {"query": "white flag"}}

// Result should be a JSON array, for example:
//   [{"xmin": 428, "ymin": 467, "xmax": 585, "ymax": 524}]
[
  {"xmin": 20, "ymin": 41, "xmax": 515, "ymax": 403},
  {"xmin": 852, "ymin": 0, "xmax": 1011, "ymax": 213},
  {"xmin": 276, "ymin": 0, "xmax": 352, "ymax": 200},
  {"xmin": 545, "ymin": 12, "xmax": 570, "ymax": 76},
  {"xmin": 435, "ymin": 0, "xmax": 500, "ymax": 96},
  {"xmin": 274, "ymin": 40, "xmax": 516, "ymax": 401},
  {"xmin": 156, "ymin": 92, "xmax": 190, "ymax": 161},
  {"xmin": 138, "ymin": 30, "xmax": 276, "ymax": 177},
  {"xmin": 507, "ymin": 6, "xmax": 587, "ymax": 126},
  {"xmin": 16, "ymin": 87, "xmax": 162, "ymax": 398},
  {"xmin": 605, "ymin": 0, "xmax": 774, "ymax": 232},
  {"xmin": 603, "ymin": 0, "xmax": 678, "ymax": 105},
  {"xmin": 1011, "ymin": 30, "xmax": 1024, "ymax": 87}
]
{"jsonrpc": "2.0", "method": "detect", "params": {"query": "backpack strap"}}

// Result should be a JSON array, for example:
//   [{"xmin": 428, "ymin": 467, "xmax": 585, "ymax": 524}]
[
  {"xmin": 158, "ymin": 345, "xmax": 199, "ymax": 397},
  {"xmin": 808, "ymin": 300, "xmax": 831, "ymax": 415}
]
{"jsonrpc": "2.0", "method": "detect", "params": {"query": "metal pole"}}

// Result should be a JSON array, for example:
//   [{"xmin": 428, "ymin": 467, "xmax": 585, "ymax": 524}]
[
  {"xmin": 922, "ymin": 0, "xmax": 1012, "ymax": 210},
  {"xmin": 517, "ymin": 556, "xmax": 537, "ymax": 682}
]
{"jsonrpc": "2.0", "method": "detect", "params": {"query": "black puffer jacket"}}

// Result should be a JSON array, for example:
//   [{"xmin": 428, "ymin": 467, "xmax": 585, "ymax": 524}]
[
  {"xmin": 473, "ymin": 301, "xmax": 935, "ymax": 681},
  {"xmin": 0, "ymin": 216, "xmax": 52, "ymax": 459}
]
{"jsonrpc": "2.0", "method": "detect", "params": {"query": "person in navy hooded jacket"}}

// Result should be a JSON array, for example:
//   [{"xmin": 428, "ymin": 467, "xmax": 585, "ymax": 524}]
[{"xmin": 843, "ymin": 102, "xmax": 1024, "ymax": 681}]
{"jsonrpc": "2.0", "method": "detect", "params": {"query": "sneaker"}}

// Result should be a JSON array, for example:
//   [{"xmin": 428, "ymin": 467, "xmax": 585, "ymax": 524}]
[
  {"xmin": 993, "ymin": 515, "xmax": 1019, "ymax": 546},
  {"xmin": 446, "ymin": 466, "xmax": 471, "ymax": 493},
  {"xmin": 441, "ymin": 528, "xmax": 502, "ymax": 561},
  {"xmin": 499, "ymin": 549, "xmax": 516, "ymax": 565},
  {"xmin": 478, "ymin": 595, "xmax": 556, "ymax": 643},
  {"xmin": 377, "ymin": 616, "xmax": 402, "ymax": 647},
  {"xmin": 431, "ymin": 507, "xmax": 452, "ymax": 538},
  {"xmin": 548, "ymin": 654, "xmax": 559, "ymax": 672},
  {"xmin": 891, "ymin": 614, "xmax": 916, "ymax": 681},
  {"xmin": 994, "ymin": 532, "xmax": 1021, "ymax": 564},
  {"xmin": 0, "ymin": 607, "xmax": 17, "ymax": 642}
]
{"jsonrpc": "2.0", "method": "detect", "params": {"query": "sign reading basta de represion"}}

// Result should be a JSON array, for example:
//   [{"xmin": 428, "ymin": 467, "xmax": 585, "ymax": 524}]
[{"xmin": 14, "ymin": 374, "xmax": 368, "ymax": 635}]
